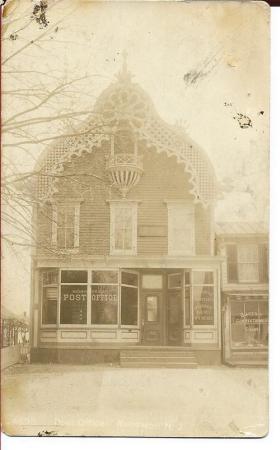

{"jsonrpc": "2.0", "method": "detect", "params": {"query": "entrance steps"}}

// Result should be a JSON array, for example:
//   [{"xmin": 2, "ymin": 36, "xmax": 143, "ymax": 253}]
[{"xmin": 120, "ymin": 347, "xmax": 198, "ymax": 368}]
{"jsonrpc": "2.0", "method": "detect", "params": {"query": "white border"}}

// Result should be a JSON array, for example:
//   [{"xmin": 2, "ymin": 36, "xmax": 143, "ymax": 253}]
[{"xmin": 3, "ymin": 6, "xmax": 280, "ymax": 450}]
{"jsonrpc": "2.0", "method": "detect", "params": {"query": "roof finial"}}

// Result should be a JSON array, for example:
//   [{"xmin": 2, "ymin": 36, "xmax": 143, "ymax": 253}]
[{"xmin": 117, "ymin": 50, "xmax": 133, "ymax": 82}]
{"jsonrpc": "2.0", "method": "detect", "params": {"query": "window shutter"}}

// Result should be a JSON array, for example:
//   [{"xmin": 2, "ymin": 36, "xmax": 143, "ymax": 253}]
[
  {"xmin": 259, "ymin": 243, "xmax": 269, "ymax": 283},
  {"xmin": 227, "ymin": 244, "xmax": 238, "ymax": 283}
]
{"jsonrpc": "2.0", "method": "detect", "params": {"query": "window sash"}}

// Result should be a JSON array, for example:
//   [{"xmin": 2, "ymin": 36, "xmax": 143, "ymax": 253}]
[
  {"xmin": 52, "ymin": 203, "xmax": 80, "ymax": 250},
  {"xmin": 110, "ymin": 202, "xmax": 137, "ymax": 255},
  {"xmin": 227, "ymin": 244, "xmax": 268, "ymax": 283}
]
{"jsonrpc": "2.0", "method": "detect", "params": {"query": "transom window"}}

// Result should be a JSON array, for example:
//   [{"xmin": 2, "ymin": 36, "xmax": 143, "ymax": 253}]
[{"xmin": 110, "ymin": 202, "xmax": 137, "ymax": 255}]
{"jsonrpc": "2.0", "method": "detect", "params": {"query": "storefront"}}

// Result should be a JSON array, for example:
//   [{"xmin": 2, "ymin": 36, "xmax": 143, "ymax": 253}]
[
  {"xmin": 222, "ymin": 293, "xmax": 268, "ymax": 366},
  {"xmin": 31, "ymin": 264, "xmax": 222, "ymax": 364}
]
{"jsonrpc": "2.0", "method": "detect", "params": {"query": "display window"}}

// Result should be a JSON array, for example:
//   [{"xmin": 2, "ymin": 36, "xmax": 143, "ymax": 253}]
[
  {"xmin": 91, "ymin": 270, "xmax": 119, "ymax": 325},
  {"xmin": 60, "ymin": 270, "xmax": 88, "ymax": 325},
  {"xmin": 121, "ymin": 271, "xmax": 139, "ymax": 326},
  {"xmin": 41, "ymin": 270, "xmax": 58, "ymax": 325},
  {"xmin": 192, "ymin": 271, "xmax": 215, "ymax": 326},
  {"xmin": 230, "ymin": 299, "xmax": 268, "ymax": 348}
]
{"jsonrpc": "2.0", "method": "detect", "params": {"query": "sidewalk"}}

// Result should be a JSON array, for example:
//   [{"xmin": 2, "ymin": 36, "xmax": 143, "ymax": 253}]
[{"xmin": 1, "ymin": 364, "xmax": 268, "ymax": 437}]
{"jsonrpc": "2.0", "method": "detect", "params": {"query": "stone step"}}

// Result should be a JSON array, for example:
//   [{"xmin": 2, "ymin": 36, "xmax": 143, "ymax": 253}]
[
  {"xmin": 121, "ymin": 356, "xmax": 197, "ymax": 363},
  {"xmin": 120, "ymin": 349, "xmax": 198, "ymax": 368},
  {"xmin": 121, "ymin": 351, "xmax": 196, "ymax": 358},
  {"xmin": 121, "ymin": 361, "xmax": 198, "ymax": 368}
]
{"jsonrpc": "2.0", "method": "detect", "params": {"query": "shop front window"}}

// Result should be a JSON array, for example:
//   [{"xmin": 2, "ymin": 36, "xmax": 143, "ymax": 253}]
[
  {"xmin": 231, "ymin": 299, "xmax": 268, "ymax": 348},
  {"xmin": 192, "ymin": 271, "xmax": 214, "ymax": 326},
  {"xmin": 60, "ymin": 270, "xmax": 87, "ymax": 324},
  {"xmin": 121, "ymin": 271, "xmax": 138, "ymax": 326},
  {"xmin": 91, "ymin": 271, "xmax": 118, "ymax": 325},
  {"xmin": 42, "ymin": 270, "xmax": 58, "ymax": 325}
]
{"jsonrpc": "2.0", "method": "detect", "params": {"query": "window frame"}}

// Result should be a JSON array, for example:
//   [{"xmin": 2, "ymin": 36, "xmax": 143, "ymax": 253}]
[
  {"xmin": 184, "ymin": 269, "xmax": 217, "ymax": 329},
  {"xmin": 51, "ymin": 200, "xmax": 81, "ymax": 253},
  {"xmin": 43, "ymin": 268, "xmax": 139, "ymax": 329},
  {"xmin": 91, "ymin": 270, "xmax": 119, "ymax": 327},
  {"xmin": 237, "ymin": 244, "xmax": 259, "ymax": 283},
  {"xmin": 226, "ymin": 242, "xmax": 268, "ymax": 284},
  {"xmin": 40, "ymin": 269, "xmax": 59, "ymax": 328},
  {"xmin": 229, "ymin": 298, "xmax": 268, "ymax": 349},
  {"xmin": 59, "ymin": 269, "xmax": 89, "ymax": 327},
  {"xmin": 109, "ymin": 201, "xmax": 138, "ymax": 256}
]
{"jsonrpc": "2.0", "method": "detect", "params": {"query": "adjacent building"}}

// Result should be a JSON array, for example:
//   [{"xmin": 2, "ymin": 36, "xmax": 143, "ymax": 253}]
[{"xmin": 216, "ymin": 223, "xmax": 268, "ymax": 366}]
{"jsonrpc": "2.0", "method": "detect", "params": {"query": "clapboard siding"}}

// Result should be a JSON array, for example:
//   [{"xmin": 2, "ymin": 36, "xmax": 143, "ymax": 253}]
[{"xmin": 36, "ymin": 142, "xmax": 212, "ymax": 256}]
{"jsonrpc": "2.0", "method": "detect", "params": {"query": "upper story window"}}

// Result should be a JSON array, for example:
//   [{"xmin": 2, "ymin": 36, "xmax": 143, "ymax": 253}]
[
  {"xmin": 166, "ymin": 201, "xmax": 195, "ymax": 255},
  {"xmin": 227, "ymin": 243, "xmax": 268, "ymax": 284},
  {"xmin": 110, "ymin": 201, "xmax": 137, "ymax": 255},
  {"xmin": 51, "ymin": 201, "xmax": 81, "ymax": 251}
]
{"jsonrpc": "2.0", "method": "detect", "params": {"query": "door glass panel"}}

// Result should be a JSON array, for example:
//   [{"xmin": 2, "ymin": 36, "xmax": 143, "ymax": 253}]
[
  {"xmin": 142, "ymin": 274, "xmax": 163, "ymax": 289},
  {"xmin": 146, "ymin": 295, "xmax": 158, "ymax": 322}
]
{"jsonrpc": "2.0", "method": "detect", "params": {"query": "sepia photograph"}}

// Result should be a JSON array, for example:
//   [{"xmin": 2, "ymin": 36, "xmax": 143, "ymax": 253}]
[{"xmin": 1, "ymin": 0, "xmax": 270, "ymax": 439}]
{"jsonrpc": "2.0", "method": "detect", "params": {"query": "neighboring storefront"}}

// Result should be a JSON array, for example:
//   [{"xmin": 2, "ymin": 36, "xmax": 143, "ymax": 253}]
[{"xmin": 217, "ymin": 223, "xmax": 269, "ymax": 366}]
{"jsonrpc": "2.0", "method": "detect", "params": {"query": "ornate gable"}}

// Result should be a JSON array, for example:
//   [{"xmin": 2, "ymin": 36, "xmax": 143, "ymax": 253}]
[{"xmin": 37, "ymin": 61, "xmax": 218, "ymax": 208}]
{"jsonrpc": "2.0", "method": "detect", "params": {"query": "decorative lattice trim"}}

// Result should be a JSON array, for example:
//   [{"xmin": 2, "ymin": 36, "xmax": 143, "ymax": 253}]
[{"xmin": 37, "ymin": 77, "xmax": 218, "ymax": 208}]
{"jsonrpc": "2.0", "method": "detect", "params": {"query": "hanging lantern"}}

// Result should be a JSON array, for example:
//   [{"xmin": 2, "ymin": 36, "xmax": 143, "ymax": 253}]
[{"xmin": 106, "ymin": 130, "xmax": 143, "ymax": 198}]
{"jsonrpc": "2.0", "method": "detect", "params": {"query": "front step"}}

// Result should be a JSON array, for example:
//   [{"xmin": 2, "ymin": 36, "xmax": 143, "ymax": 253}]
[{"xmin": 120, "ymin": 348, "xmax": 198, "ymax": 368}]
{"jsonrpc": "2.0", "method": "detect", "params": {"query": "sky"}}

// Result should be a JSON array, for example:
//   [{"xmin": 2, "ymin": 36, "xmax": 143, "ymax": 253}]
[{"xmin": 2, "ymin": 0, "xmax": 270, "ymax": 315}]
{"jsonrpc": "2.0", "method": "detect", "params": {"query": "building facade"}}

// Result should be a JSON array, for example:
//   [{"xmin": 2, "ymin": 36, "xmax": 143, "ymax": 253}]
[
  {"xmin": 30, "ymin": 64, "xmax": 268, "ymax": 366},
  {"xmin": 216, "ymin": 223, "xmax": 268, "ymax": 366}
]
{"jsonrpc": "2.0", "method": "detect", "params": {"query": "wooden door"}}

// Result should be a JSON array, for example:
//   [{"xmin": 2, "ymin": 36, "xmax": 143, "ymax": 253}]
[{"xmin": 142, "ymin": 291, "xmax": 163, "ymax": 345}]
